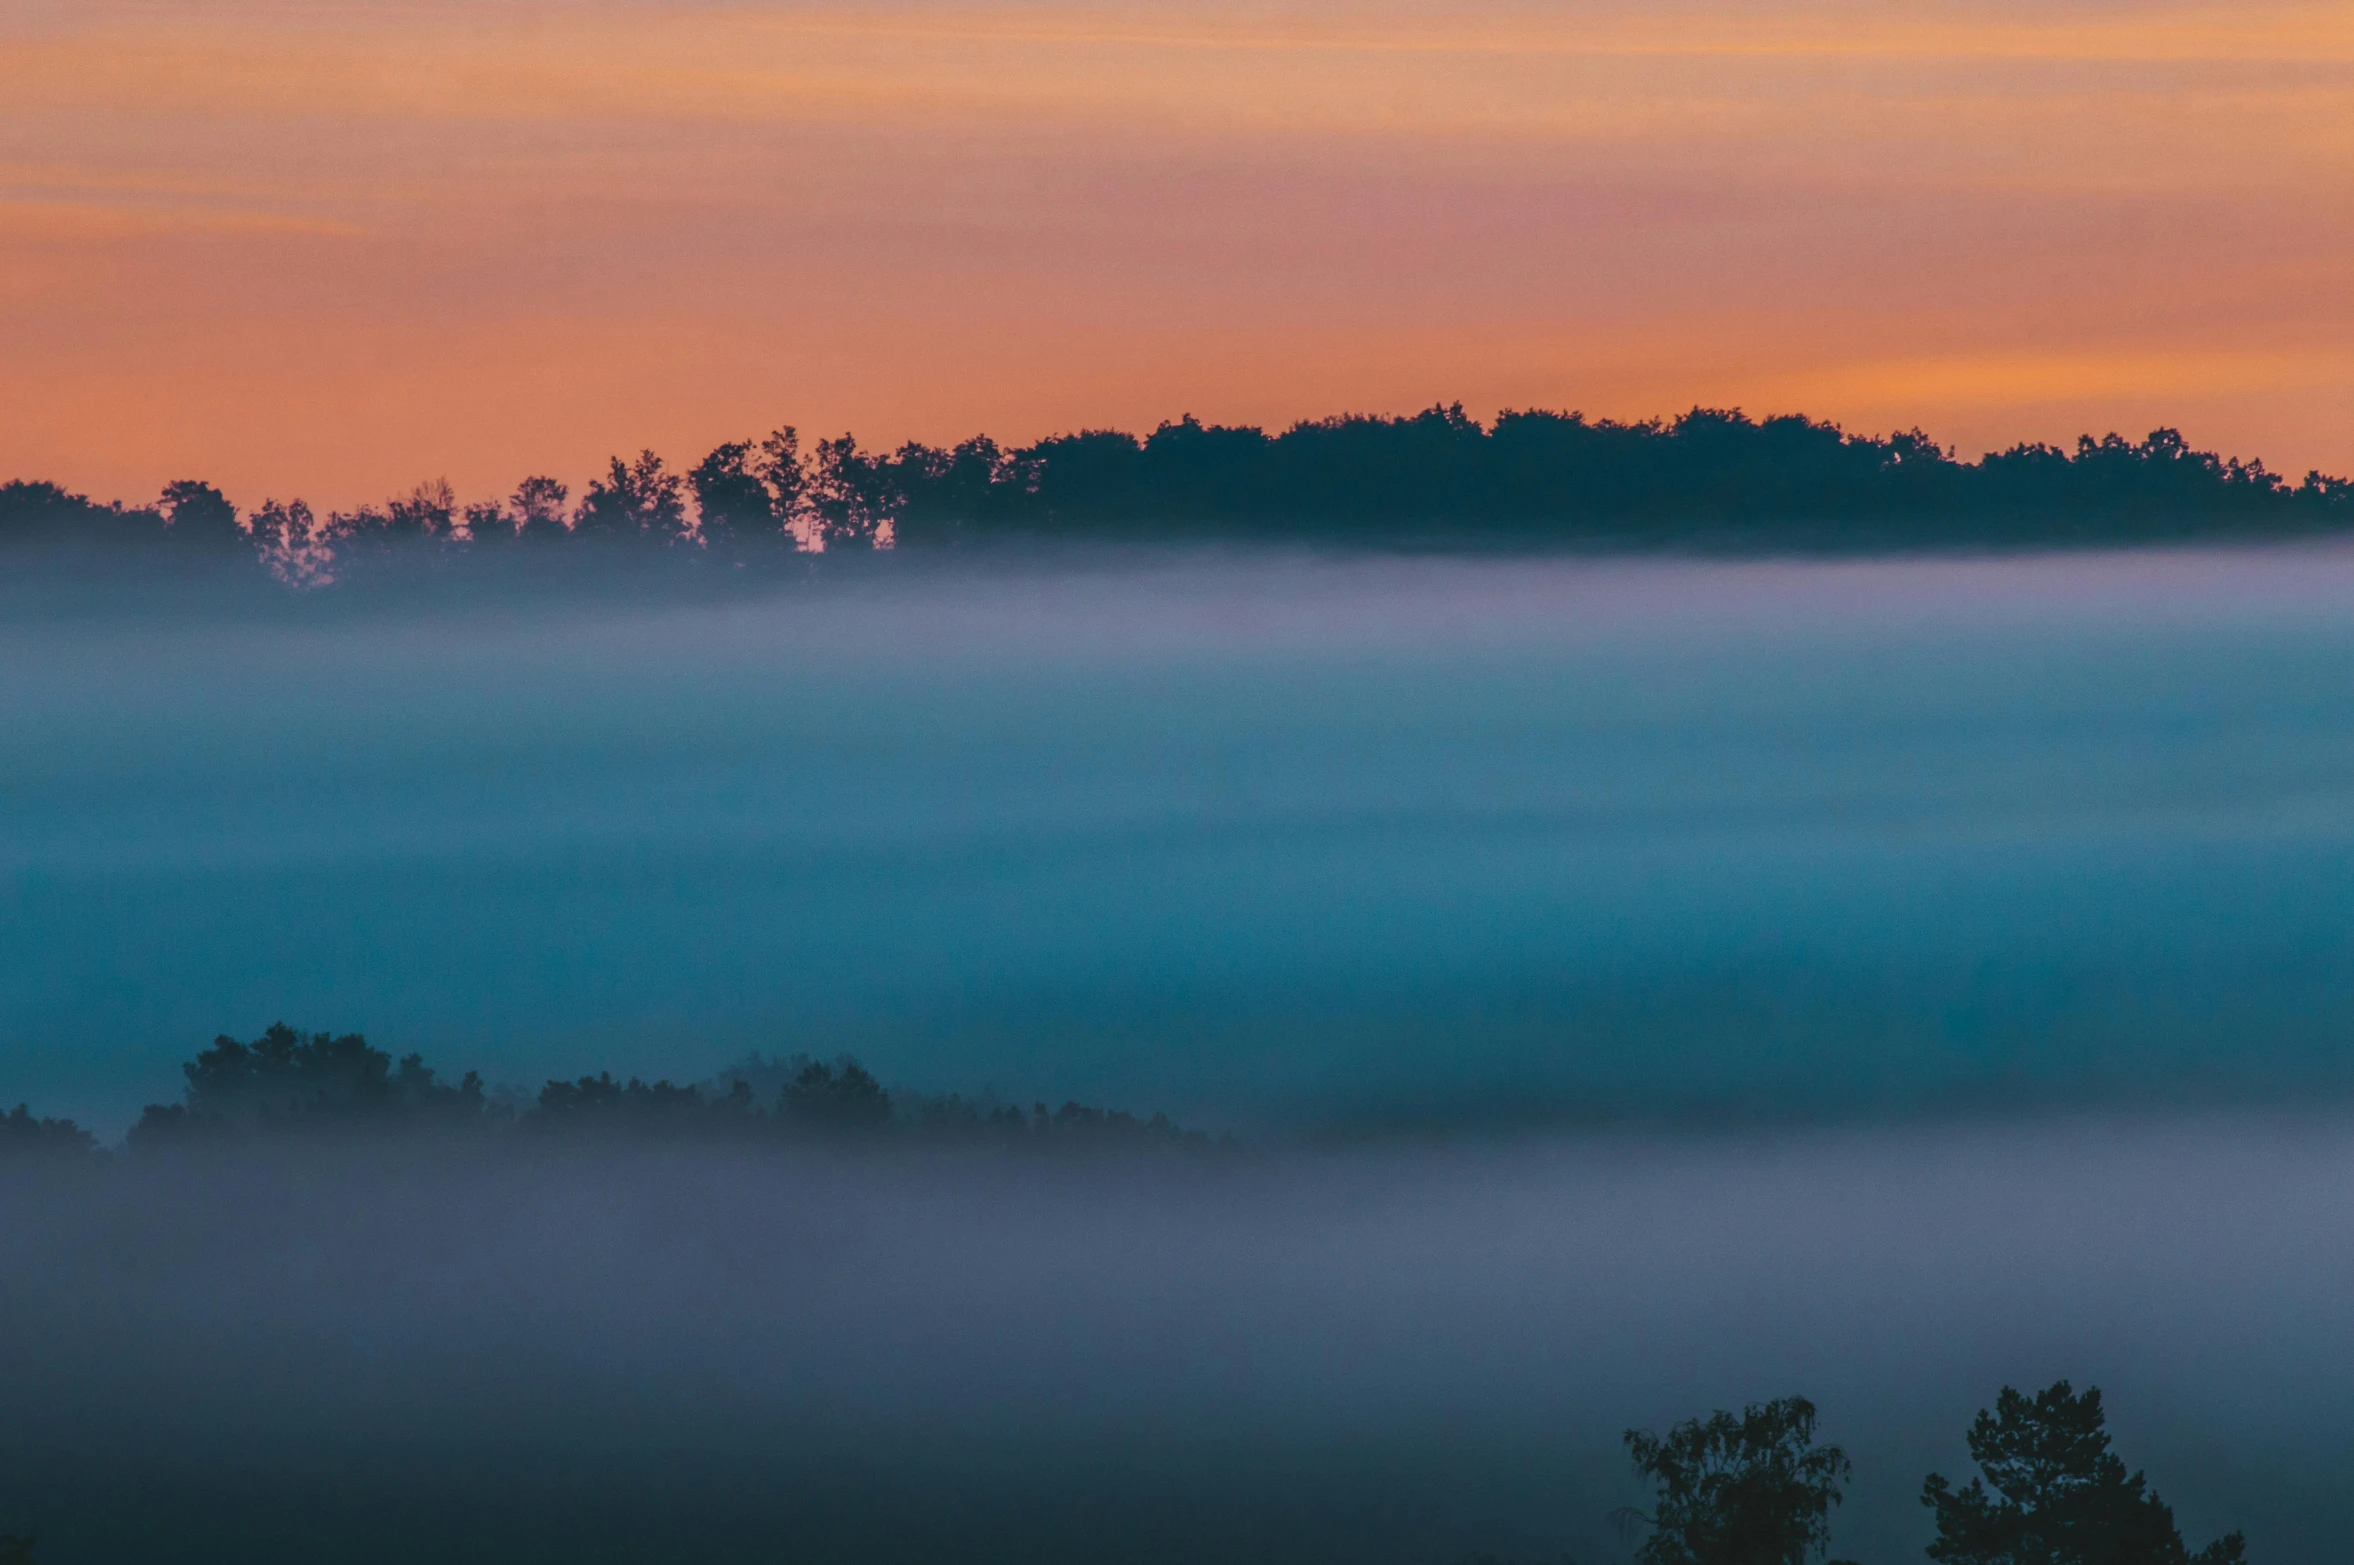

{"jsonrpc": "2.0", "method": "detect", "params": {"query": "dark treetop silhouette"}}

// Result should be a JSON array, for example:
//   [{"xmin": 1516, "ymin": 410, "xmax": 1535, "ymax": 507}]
[
  {"xmin": 0, "ymin": 1105, "xmax": 94, "ymax": 1162},
  {"xmin": 1922, "ymin": 1381, "xmax": 2246, "ymax": 1565},
  {"xmin": 43, "ymin": 1023, "xmax": 1225, "ymax": 1154},
  {"xmin": 1461, "ymin": 1383, "xmax": 2246, "ymax": 1565},
  {"xmin": 6, "ymin": 406, "xmax": 2349, "ymax": 583},
  {"xmin": 1618, "ymin": 1396, "xmax": 1859, "ymax": 1565}
]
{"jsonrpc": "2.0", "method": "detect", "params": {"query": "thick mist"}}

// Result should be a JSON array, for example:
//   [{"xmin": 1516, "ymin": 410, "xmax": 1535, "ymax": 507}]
[
  {"xmin": 0, "ymin": 1119, "xmax": 2336, "ymax": 1562},
  {"xmin": 6, "ymin": 542, "xmax": 2354, "ymax": 1131},
  {"xmin": 6, "ymin": 541, "xmax": 2354, "ymax": 1561}
]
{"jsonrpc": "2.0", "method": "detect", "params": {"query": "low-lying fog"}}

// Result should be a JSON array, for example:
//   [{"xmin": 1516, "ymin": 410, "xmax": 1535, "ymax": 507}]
[
  {"xmin": 1, "ymin": 1118, "xmax": 2340, "ymax": 1562},
  {"xmin": 5, "ymin": 542, "xmax": 2354, "ymax": 1130},
  {"xmin": 6, "ymin": 541, "xmax": 2354, "ymax": 1561}
]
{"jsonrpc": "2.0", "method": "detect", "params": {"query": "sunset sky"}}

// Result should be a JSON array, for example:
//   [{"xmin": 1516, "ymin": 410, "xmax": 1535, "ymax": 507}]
[{"xmin": 5, "ymin": 0, "xmax": 2350, "ymax": 510}]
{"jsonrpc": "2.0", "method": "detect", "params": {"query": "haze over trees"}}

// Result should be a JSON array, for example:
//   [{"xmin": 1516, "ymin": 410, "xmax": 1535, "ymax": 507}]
[
  {"xmin": 0, "ymin": 1104, "xmax": 95, "ymax": 1162},
  {"xmin": 5, "ymin": 406, "xmax": 2349, "ymax": 583},
  {"xmin": 34, "ymin": 1023, "xmax": 1224, "ymax": 1154},
  {"xmin": 0, "ymin": 1029, "xmax": 2267, "ymax": 1563}
]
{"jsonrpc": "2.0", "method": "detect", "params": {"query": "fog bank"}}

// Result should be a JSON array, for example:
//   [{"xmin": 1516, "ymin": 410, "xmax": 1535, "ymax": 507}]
[
  {"xmin": 0, "ymin": 1114, "xmax": 2338, "ymax": 1562},
  {"xmin": 8, "ymin": 542, "xmax": 2354, "ymax": 1133}
]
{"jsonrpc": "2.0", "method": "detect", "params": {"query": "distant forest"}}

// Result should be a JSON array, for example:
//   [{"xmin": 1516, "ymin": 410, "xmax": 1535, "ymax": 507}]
[
  {"xmin": 0, "ymin": 1023, "xmax": 1226, "ymax": 1157},
  {"xmin": 5, "ymin": 405, "xmax": 2349, "ymax": 582}
]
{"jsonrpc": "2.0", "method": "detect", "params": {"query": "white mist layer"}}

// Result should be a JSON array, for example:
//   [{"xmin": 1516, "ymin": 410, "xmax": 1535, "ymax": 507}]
[{"xmin": 6, "ymin": 541, "xmax": 2354, "ymax": 1131}]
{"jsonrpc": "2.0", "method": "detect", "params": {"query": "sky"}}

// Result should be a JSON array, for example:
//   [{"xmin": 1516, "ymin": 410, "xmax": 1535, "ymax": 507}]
[{"xmin": 3, "ymin": 0, "xmax": 2350, "ymax": 510}]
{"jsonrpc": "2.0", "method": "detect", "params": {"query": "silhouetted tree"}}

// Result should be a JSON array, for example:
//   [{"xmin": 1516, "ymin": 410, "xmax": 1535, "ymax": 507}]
[
  {"xmin": 325, "ymin": 500, "xmax": 384, "ymax": 539},
  {"xmin": 13, "ymin": 404, "xmax": 2354, "ymax": 576},
  {"xmin": 129, "ymin": 1022, "xmax": 484, "ymax": 1140},
  {"xmin": 66, "ymin": 1026, "xmax": 1226, "ymax": 1157},
  {"xmin": 157, "ymin": 479, "xmax": 241, "ymax": 542},
  {"xmin": 1035, "ymin": 1100, "xmax": 1211, "ymax": 1148},
  {"xmin": 536, "ymin": 1071, "xmax": 728, "ymax": 1118},
  {"xmin": 0, "ymin": 1527, "xmax": 35, "ymax": 1565},
  {"xmin": 461, "ymin": 498, "xmax": 512, "ymax": 541},
  {"xmin": 577, "ymin": 451, "xmax": 686, "ymax": 536},
  {"xmin": 1019, "ymin": 427, "xmax": 1147, "ymax": 528},
  {"xmin": 780, "ymin": 1057, "xmax": 893, "ymax": 1132},
  {"xmin": 0, "ymin": 479, "xmax": 99, "ymax": 536},
  {"xmin": 1620, "ymin": 1396, "xmax": 1856, "ymax": 1565},
  {"xmin": 2295, "ymin": 470, "xmax": 2352, "ymax": 510},
  {"xmin": 756, "ymin": 425, "xmax": 808, "ymax": 531},
  {"xmin": 688, "ymin": 440, "xmax": 776, "ymax": 537},
  {"xmin": 326, "ymin": 479, "xmax": 463, "ymax": 557},
  {"xmin": 387, "ymin": 478, "xmax": 457, "ymax": 536},
  {"xmin": 510, "ymin": 475, "xmax": 571, "ymax": 533},
  {"xmin": 245, "ymin": 498, "xmax": 335, "ymax": 585},
  {"xmin": 940, "ymin": 407, "xmax": 2347, "ymax": 543},
  {"xmin": 905, "ymin": 1091, "xmax": 1034, "ymax": 1139},
  {"xmin": 0, "ymin": 481, "xmax": 170, "ymax": 554},
  {"xmin": 1923, "ymin": 1381, "xmax": 2246, "ymax": 1564},
  {"xmin": 525, "ymin": 1072, "xmax": 760, "ymax": 1142},
  {"xmin": 0, "ymin": 1103, "xmax": 95, "ymax": 1159},
  {"xmin": 806, "ymin": 435, "xmax": 900, "ymax": 549},
  {"xmin": 887, "ymin": 435, "xmax": 1006, "ymax": 545}
]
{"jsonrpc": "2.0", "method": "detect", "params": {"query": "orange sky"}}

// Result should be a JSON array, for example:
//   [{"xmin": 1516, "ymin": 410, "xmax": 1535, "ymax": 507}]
[{"xmin": 4, "ymin": 0, "xmax": 2350, "ymax": 510}]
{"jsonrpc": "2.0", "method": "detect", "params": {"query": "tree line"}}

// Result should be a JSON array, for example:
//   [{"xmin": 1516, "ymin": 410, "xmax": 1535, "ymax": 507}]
[
  {"xmin": 4, "ymin": 405, "xmax": 2349, "ymax": 582},
  {"xmin": 1484, "ymin": 1381, "xmax": 2244, "ymax": 1565},
  {"xmin": 1, "ymin": 1023, "xmax": 1225, "ymax": 1157}
]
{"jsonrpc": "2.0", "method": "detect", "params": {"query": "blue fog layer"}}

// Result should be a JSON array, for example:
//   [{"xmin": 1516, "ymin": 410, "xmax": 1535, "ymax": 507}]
[{"xmin": 5, "ymin": 544, "xmax": 2354, "ymax": 1131}]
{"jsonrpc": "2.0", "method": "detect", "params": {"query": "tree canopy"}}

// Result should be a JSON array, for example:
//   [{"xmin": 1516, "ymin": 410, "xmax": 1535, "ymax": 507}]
[
  {"xmin": 70, "ymin": 1025, "xmax": 1224, "ymax": 1155},
  {"xmin": 0, "ymin": 1104, "xmax": 95, "ymax": 1161},
  {"xmin": 1923, "ymin": 1381, "xmax": 2247, "ymax": 1565},
  {"xmin": 1620, "ymin": 1396, "xmax": 1857, "ymax": 1565},
  {"xmin": 7, "ymin": 406, "xmax": 2349, "ymax": 583},
  {"xmin": 127, "ymin": 1024, "xmax": 486, "ymax": 1142}
]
